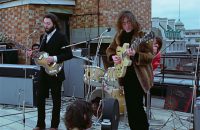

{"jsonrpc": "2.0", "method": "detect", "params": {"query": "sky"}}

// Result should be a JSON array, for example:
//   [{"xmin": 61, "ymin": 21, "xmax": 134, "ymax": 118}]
[{"xmin": 152, "ymin": 0, "xmax": 200, "ymax": 29}]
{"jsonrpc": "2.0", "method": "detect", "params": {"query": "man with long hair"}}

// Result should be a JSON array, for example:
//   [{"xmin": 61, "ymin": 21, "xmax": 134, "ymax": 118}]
[{"xmin": 106, "ymin": 10, "xmax": 153, "ymax": 130}]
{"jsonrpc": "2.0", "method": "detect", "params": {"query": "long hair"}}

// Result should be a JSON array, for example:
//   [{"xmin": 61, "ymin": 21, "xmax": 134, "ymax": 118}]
[
  {"xmin": 64, "ymin": 100, "xmax": 93, "ymax": 130},
  {"xmin": 43, "ymin": 13, "xmax": 60, "ymax": 30},
  {"xmin": 116, "ymin": 10, "xmax": 140, "ymax": 33},
  {"xmin": 155, "ymin": 37, "xmax": 163, "ymax": 52}
]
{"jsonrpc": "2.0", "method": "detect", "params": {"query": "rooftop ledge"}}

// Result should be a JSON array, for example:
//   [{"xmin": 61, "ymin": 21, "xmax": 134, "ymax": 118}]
[{"xmin": 0, "ymin": 0, "xmax": 75, "ymax": 9}]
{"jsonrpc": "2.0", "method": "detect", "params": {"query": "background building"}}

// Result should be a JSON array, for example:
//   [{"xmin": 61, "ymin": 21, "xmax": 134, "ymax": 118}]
[
  {"xmin": 0, "ymin": 0, "xmax": 151, "ymax": 64},
  {"xmin": 151, "ymin": 17, "xmax": 200, "ymax": 71}
]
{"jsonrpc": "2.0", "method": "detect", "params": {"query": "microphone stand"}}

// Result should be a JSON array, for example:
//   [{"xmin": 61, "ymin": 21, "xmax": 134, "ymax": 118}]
[
  {"xmin": 21, "ymin": 30, "xmax": 37, "ymax": 129},
  {"xmin": 62, "ymin": 35, "xmax": 110, "ymax": 101},
  {"xmin": 147, "ymin": 40, "xmax": 175, "ymax": 118},
  {"xmin": 62, "ymin": 37, "xmax": 103, "ymax": 49},
  {"xmin": 84, "ymin": 29, "xmax": 111, "ymax": 101},
  {"xmin": 147, "ymin": 39, "xmax": 176, "ymax": 127},
  {"xmin": 93, "ymin": 28, "xmax": 111, "ymax": 66},
  {"xmin": 160, "ymin": 39, "xmax": 175, "ymax": 83}
]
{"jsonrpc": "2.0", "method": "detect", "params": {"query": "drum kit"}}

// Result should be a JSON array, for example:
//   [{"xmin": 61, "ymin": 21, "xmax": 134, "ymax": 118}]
[
  {"xmin": 62, "ymin": 31, "xmax": 125, "ymax": 129},
  {"xmin": 83, "ymin": 65, "xmax": 126, "ymax": 115},
  {"xmin": 83, "ymin": 65, "xmax": 126, "ymax": 130}
]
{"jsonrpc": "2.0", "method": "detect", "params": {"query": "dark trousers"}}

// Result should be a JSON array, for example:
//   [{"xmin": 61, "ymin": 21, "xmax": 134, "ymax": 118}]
[
  {"xmin": 36, "ymin": 75, "xmax": 62, "ymax": 128},
  {"xmin": 123, "ymin": 67, "xmax": 149, "ymax": 130}
]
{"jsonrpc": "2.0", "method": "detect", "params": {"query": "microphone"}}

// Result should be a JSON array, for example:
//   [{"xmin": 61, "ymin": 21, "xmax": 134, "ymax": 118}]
[
  {"xmin": 27, "ymin": 30, "xmax": 37, "ymax": 39},
  {"xmin": 170, "ymin": 40, "xmax": 175, "ymax": 45},
  {"xmin": 26, "ymin": 30, "xmax": 38, "ymax": 46},
  {"xmin": 107, "ymin": 27, "xmax": 111, "ymax": 32},
  {"xmin": 33, "ymin": 30, "xmax": 37, "ymax": 33},
  {"xmin": 187, "ymin": 47, "xmax": 191, "ymax": 54},
  {"xmin": 161, "ymin": 39, "xmax": 176, "ymax": 53},
  {"xmin": 100, "ymin": 28, "xmax": 111, "ymax": 36}
]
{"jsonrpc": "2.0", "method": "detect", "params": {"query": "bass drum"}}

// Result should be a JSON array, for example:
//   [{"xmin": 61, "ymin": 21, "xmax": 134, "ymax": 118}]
[
  {"xmin": 102, "ymin": 98, "xmax": 120, "ymax": 130},
  {"xmin": 90, "ymin": 88, "xmax": 125, "ymax": 115},
  {"xmin": 89, "ymin": 88, "xmax": 112, "ymax": 118}
]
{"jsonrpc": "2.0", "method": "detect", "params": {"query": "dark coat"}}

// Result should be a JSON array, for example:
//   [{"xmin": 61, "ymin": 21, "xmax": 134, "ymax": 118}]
[
  {"xmin": 106, "ymin": 30, "xmax": 154, "ymax": 93},
  {"xmin": 39, "ymin": 30, "xmax": 73, "ymax": 81}
]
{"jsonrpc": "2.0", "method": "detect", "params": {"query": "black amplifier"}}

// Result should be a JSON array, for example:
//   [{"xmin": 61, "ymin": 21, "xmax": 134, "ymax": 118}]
[{"xmin": 0, "ymin": 64, "xmax": 39, "ymax": 78}]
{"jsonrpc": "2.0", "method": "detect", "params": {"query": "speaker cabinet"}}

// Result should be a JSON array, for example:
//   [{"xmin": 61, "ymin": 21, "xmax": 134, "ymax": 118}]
[
  {"xmin": 0, "ymin": 77, "xmax": 38, "ymax": 107},
  {"xmin": 63, "ymin": 57, "xmax": 85, "ymax": 98},
  {"xmin": 0, "ymin": 49, "xmax": 18, "ymax": 64},
  {"xmin": 0, "ymin": 64, "xmax": 39, "ymax": 107},
  {"xmin": 164, "ymin": 86, "xmax": 192, "ymax": 112}
]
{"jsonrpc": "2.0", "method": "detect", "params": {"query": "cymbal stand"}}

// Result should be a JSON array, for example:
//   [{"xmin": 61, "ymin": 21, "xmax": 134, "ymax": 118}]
[
  {"xmin": 85, "ymin": 37, "xmax": 93, "ymax": 102},
  {"xmin": 93, "ymin": 77, "xmax": 106, "ymax": 127},
  {"xmin": 93, "ymin": 30, "xmax": 110, "ymax": 125},
  {"xmin": 86, "ymin": 34, "xmax": 108, "ymax": 101}
]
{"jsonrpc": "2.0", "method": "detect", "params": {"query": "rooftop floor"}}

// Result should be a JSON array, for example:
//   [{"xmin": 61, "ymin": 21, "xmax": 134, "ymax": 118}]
[{"xmin": 0, "ymin": 96, "xmax": 194, "ymax": 130}]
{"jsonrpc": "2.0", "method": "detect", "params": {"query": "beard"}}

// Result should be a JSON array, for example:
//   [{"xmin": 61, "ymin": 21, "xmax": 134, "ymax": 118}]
[{"xmin": 45, "ymin": 26, "xmax": 55, "ymax": 34}]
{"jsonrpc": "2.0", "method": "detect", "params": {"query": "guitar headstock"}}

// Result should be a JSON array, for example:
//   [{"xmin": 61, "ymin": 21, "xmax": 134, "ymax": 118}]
[
  {"xmin": 142, "ymin": 31, "xmax": 155, "ymax": 42},
  {"xmin": 131, "ymin": 31, "xmax": 155, "ymax": 48}
]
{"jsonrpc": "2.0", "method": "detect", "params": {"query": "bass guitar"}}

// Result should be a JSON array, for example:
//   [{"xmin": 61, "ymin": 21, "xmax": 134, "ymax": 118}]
[
  {"xmin": 8, "ymin": 40, "xmax": 63, "ymax": 76},
  {"xmin": 115, "ymin": 31, "xmax": 155, "ymax": 78},
  {"xmin": 33, "ymin": 51, "xmax": 63, "ymax": 76}
]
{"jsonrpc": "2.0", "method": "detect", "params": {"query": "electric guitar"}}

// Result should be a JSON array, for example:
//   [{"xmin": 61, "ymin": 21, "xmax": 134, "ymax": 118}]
[
  {"xmin": 33, "ymin": 51, "xmax": 63, "ymax": 76},
  {"xmin": 115, "ymin": 31, "xmax": 155, "ymax": 78},
  {"xmin": 7, "ymin": 41, "xmax": 63, "ymax": 76}
]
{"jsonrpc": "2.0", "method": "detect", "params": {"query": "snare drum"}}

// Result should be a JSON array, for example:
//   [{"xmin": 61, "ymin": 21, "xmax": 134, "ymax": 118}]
[
  {"xmin": 104, "ymin": 67, "xmax": 119, "ymax": 87},
  {"xmin": 84, "ymin": 65, "xmax": 105, "ymax": 87}
]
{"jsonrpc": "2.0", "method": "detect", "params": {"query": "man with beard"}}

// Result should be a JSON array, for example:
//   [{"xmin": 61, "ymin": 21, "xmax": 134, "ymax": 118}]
[{"xmin": 31, "ymin": 13, "xmax": 73, "ymax": 130}]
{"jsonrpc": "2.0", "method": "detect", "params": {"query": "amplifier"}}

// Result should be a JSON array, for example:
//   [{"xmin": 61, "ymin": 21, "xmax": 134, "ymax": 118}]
[
  {"xmin": 0, "ymin": 64, "xmax": 39, "ymax": 78},
  {"xmin": 0, "ymin": 64, "xmax": 39, "ymax": 107},
  {"xmin": 0, "ymin": 77, "xmax": 38, "ymax": 107}
]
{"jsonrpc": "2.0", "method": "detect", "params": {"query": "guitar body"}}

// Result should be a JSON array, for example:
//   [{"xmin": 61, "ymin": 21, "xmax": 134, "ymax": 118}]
[
  {"xmin": 114, "ymin": 31, "xmax": 155, "ymax": 78},
  {"xmin": 115, "ymin": 43, "xmax": 132, "ymax": 78},
  {"xmin": 34, "ymin": 52, "xmax": 63, "ymax": 76},
  {"xmin": 4, "ymin": 38, "xmax": 63, "ymax": 76}
]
